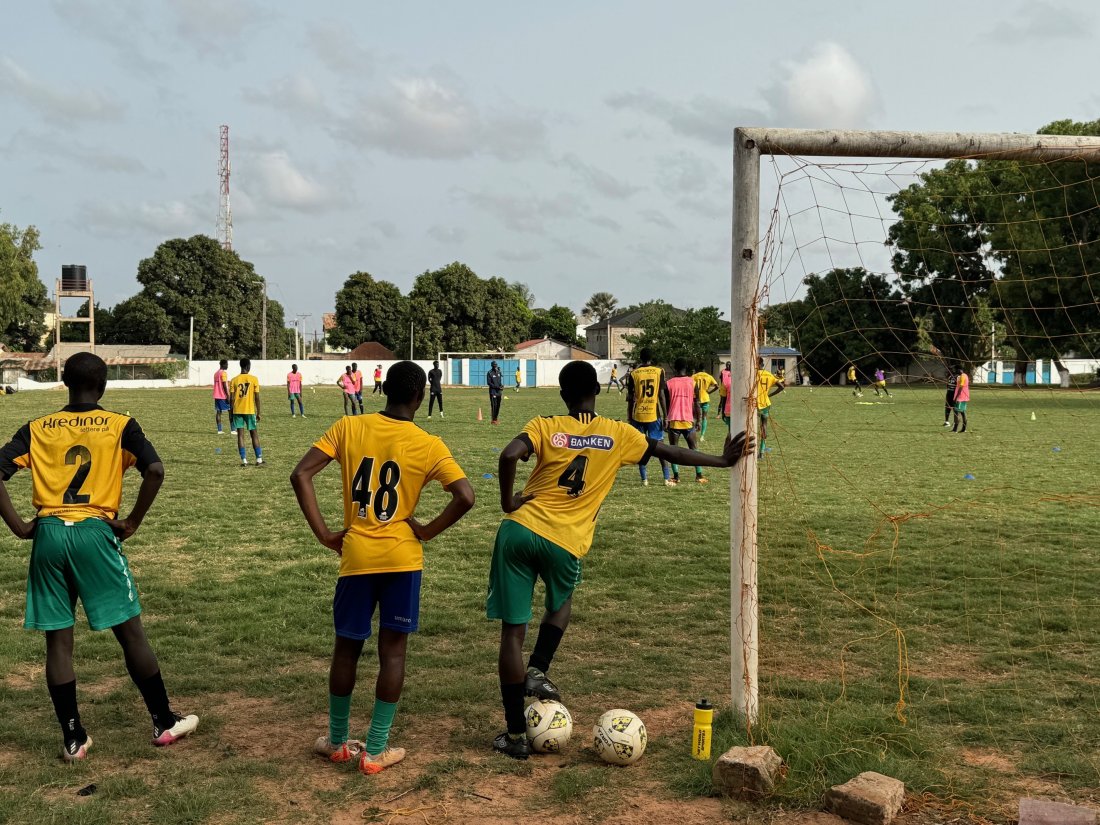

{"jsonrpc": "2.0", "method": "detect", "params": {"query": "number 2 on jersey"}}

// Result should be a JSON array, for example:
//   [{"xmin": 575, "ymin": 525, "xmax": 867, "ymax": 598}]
[
  {"xmin": 351, "ymin": 457, "xmax": 402, "ymax": 521},
  {"xmin": 64, "ymin": 445, "xmax": 92, "ymax": 504},
  {"xmin": 557, "ymin": 455, "xmax": 588, "ymax": 497}
]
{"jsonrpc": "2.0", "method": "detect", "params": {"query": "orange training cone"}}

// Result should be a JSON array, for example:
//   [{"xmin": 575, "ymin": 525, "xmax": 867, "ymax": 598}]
[{"xmin": 477, "ymin": 407, "xmax": 483, "ymax": 421}]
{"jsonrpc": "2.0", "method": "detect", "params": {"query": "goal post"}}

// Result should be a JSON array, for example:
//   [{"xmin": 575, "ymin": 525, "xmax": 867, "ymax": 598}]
[{"xmin": 728, "ymin": 127, "xmax": 1100, "ymax": 725}]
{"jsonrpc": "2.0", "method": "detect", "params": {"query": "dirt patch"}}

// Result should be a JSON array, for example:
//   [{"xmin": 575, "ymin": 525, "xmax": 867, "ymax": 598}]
[
  {"xmin": 908, "ymin": 645, "xmax": 1003, "ymax": 682},
  {"xmin": 961, "ymin": 747, "xmax": 1016, "ymax": 774},
  {"xmin": 2, "ymin": 661, "xmax": 40, "ymax": 691}
]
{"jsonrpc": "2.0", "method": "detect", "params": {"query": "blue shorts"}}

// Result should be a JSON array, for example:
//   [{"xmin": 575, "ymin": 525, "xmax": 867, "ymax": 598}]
[
  {"xmin": 633, "ymin": 419, "xmax": 664, "ymax": 441},
  {"xmin": 355, "ymin": 392, "xmax": 364, "ymax": 402},
  {"xmin": 214, "ymin": 398, "xmax": 230, "ymax": 412},
  {"xmin": 333, "ymin": 571, "xmax": 422, "ymax": 640}
]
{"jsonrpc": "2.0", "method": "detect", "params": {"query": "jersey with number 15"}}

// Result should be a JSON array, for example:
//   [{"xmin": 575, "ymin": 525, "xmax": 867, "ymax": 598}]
[
  {"xmin": 313, "ymin": 413, "xmax": 466, "ymax": 576},
  {"xmin": 629, "ymin": 365, "xmax": 664, "ymax": 423},
  {"xmin": 506, "ymin": 413, "xmax": 654, "ymax": 559},
  {"xmin": 0, "ymin": 405, "xmax": 161, "ymax": 522}
]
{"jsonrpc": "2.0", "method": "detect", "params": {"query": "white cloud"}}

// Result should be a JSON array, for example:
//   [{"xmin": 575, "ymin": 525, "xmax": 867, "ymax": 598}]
[
  {"xmin": 50, "ymin": 0, "xmax": 168, "ymax": 75},
  {"xmin": 558, "ymin": 153, "xmax": 642, "ymax": 199},
  {"xmin": 607, "ymin": 89, "xmax": 759, "ymax": 146},
  {"xmin": 167, "ymin": 0, "xmax": 266, "ymax": 57},
  {"xmin": 82, "ymin": 199, "xmax": 205, "ymax": 235},
  {"xmin": 0, "ymin": 56, "xmax": 124, "ymax": 123},
  {"xmin": 306, "ymin": 22, "xmax": 374, "ymax": 75},
  {"xmin": 334, "ymin": 72, "xmax": 547, "ymax": 160},
  {"xmin": 5, "ymin": 130, "xmax": 147, "ymax": 174},
  {"xmin": 243, "ymin": 75, "xmax": 331, "ymax": 117},
  {"xmin": 990, "ymin": 2, "xmax": 1092, "ymax": 42},
  {"xmin": 428, "ymin": 225, "xmax": 467, "ymax": 244},
  {"xmin": 246, "ymin": 151, "xmax": 349, "ymax": 213},
  {"xmin": 769, "ymin": 42, "xmax": 877, "ymax": 129}
]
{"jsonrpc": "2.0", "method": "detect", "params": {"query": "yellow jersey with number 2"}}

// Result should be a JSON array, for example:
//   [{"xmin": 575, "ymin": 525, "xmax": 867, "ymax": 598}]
[
  {"xmin": 313, "ymin": 413, "xmax": 466, "ymax": 576},
  {"xmin": 505, "ymin": 413, "xmax": 653, "ymax": 559},
  {"xmin": 629, "ymin": 366, "xmax": 663, "ymax": 423}
]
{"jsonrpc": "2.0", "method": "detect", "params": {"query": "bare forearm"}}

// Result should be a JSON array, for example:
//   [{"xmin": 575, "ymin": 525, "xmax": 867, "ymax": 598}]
[
  {"xmin": 290, "ymin": 475, "xmax": 333, "ymax": 539},
  {"xmin": 498, "ymin": 456, "xmax": 519, "ymax": 509},
  {"xmin": 419, "ymin": 483, "xmax": 475, "ymax": 541},
  {"xmin": 122, "ymin": 464, "xmax": 164, "ymax": 526},
  {"xmin": 0, "ymin": 482, "xmax": 29, "ymax": 535},
  {"xmin": 653, "ymin": 442, "xmax": 730, "ymax": 468}
]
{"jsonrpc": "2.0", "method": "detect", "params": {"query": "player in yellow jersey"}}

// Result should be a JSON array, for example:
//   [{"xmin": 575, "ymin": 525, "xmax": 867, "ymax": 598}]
[
  {"xmin": 0, "ymin": 353, "xmax": 198, "ymax": 761},
  {"xmin": 625, "ymin": 348, "xmax": 672, "ymax": 485},
  {"xmin": 291, "ymin": 361, "xmax": 475, "ymax": 775},
  {"xmin": 692, "ymin": 364, "xmax": 719, "ymax": 440},
  {"xmin": 487, "ymin": 361, "xmax": 753, "ymax": 758},
  {"xmin": 228, "ymin": 358, "xmax": 263, "ymax": 466},
  {"xmin": 757, "ymin": 356, "xmax": 785, "ymax": 458}
]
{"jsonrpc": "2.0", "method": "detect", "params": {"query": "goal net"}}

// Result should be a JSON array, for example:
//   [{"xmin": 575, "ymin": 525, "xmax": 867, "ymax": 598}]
[{"xmin": 729, "ymin": 128, "xmax": 1100, "ymax": 815}]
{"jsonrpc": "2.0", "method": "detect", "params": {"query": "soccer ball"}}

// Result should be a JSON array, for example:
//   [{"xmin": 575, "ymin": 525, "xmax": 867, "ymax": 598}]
[
  {"xmin": 592, "ymin": 708, "xmax": 647, "ymax": 765},
  {"xmin": 525, "ymin": 699, "xmax": 573, "ymax": 753}
]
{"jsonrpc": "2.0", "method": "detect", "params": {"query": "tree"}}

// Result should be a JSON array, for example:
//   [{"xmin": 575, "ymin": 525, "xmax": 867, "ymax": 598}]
[
  {"xmin": 108, "ymin": 295, "xmax": 173, "ymax": 345},
  {"xmin": 763, "ymin": 268, "xmax": 918, "ymax": 383},
  {"xmin": 0, "ymin": 222, "xmax": 49, "ymax": 351},
  {"xmin": 583, "ymin": 291, "xmax": 618, "ymax": 322},
  {"xmin": 529, "ymin": 304, "xmax": 579, "ymax": 344},
  {"xmin": 405, "ymin": 262, "xmax": 531, "ymax": 358},
  {"xmin": 329, "ymin": 271, "xmax": 408, "ymax": 351},
  {"xmin": 134, "ymin": 235, "xmax": 287, "ymax": 359},
  {"xmin": 61, "ymin": 301, "xmax": 115, "ymax": 344},
  {"xmin": 510, "ymin": 281, "xmax": 536, "ymax": 309},
  {"xmin": 625, "ymin": 302, "xmax": 729, "ymax": 368}
]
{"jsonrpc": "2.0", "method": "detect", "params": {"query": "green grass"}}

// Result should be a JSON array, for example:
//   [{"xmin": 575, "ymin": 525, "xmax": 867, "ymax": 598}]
[{"xmin": 0, "ymin": 384, "xmax": 1098, "ymax": 823}]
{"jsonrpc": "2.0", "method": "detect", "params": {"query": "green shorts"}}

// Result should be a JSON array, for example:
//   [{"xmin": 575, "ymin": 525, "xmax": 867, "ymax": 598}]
[
  {"xmin": 25, "ymin": 516, "xmax": 141, "ymax": 632},
  {"xmin": 486, "ymin": 520, "xmax": 582, "ymax": 625},
  {"xmin": 232, "ymin": 413, "xmax": 257, "ymax": 431},
  {"xmin": 955, "ymin": 401, "xmax": 968, "ymax": 412},
  {"xmin": 700, "ymin": 402, "xmax": 710, "ymax": 415},
  {"xmin": 758, "ymin": 407, "xmax": 770, "ymax": 419}
]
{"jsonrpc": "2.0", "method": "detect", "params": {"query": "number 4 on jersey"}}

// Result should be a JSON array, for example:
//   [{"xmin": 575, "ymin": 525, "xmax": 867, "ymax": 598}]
[{"xmin": 557, "ymin": 455, "xmax": 588, "ymax": 497}]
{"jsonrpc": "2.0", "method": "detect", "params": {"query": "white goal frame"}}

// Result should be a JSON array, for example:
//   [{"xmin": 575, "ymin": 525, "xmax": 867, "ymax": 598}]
[{"xmin": 729, "ymin": 128, "xmax": 1100, "ymax": 724}]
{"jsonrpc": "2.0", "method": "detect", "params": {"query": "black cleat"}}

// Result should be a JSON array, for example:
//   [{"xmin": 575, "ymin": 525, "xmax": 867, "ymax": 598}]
[
  {"xmin": 493, "ymin": 732, "xmax": 530, "ymax": 760},
  {"xmin": 524, "ymin": 667, "xmax": 561, "ymax": 702}
]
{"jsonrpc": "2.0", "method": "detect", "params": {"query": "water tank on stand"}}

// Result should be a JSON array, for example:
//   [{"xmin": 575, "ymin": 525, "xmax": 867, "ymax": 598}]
[{"xmin": 61, "ymin": 265, "xmax": 88, "ymax": 291}]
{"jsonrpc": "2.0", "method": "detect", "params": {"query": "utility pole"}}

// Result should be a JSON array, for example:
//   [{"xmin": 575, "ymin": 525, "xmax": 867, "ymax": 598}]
[
  {"xmin": 409, "ymin": 320, "xmax": 414, "ymax": 359},
  {"xmin": 261, "ymin": 280, "xmax": 267, "ymax": 360},
  {"xmin": 294, "ymin": 314, "xmax": 312, "ymax": 361}
]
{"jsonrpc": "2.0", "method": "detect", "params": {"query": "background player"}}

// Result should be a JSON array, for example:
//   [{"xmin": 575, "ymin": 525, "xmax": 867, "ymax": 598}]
[
  {"xmin": 719, "ymin": 361, "xmax": 732, "ymax": 432},
  {"xmin": 873, "ymin": 367, "xmax": 891, "ymax": 398},
  {"xmin": 287, "ymin": 364, "xmax": 305, "ymax": 417},
  {"xmin": 665, "ymin": 358, "xmax": 706, "ymax": 484},
  {"xmin": 338, "ymin": 366, "xmax": 357, "ymax": 416},
  {"xmin": 213, "ymin": 359, "xmax": 232, "ymax": 434},
  {"xmin": 351, "ymin": 363, "xmax": 365, "ymax": 413},
  {"xmin": 952, "ymin": 367, "xmax": 970, "ymax": 433},
  {"xmin": 943, "ymin": 366, "xmax": 957, "ymax": 427},
  {"xmin": 847, "ymin": 363, "xmax": 863, "ymax": 397},
  {"xmin": 607, "ymin": 363, "xmax": 622, "ymax": 393},
  {"xmin": 290, "ymin": 361, "xmax": 475, "ymax": 775},
  {"xmin": 692, "ymin": 364, "xmax": 718, "ymax": 441},
  {"xmin": 626, "ymin": 348, "xmax": 671, "ymax": 486},
  {"xmin": 514, "ymin": 364, "xmax": 523, "ymax": 392},
  {"xmin": 757, "ymin": 356, "xmax": 784, "ymax": 458},
  {"xmin": 427, "ymin": 360, "xmax": 444, "ymax": 418},
  {"xmin": 487, "ymin": 361, "xmax": 504, "ymax": 424},
  {"xmin": 229, "ymin": 359, "xmax": 263, "ymax": 466},
  {"xmin": 0, "ymin": 352, "xmax": 198, "ymax": 760},
  {"xmin": 372, "ymin": 364, "xmax": 383, "ymax": 395},
  {"xmin": 487, "ymin": 360, "xmax": 753, "ymax": 758}
]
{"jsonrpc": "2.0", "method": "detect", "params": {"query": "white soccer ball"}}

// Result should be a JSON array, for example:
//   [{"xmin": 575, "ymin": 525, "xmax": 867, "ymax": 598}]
[
  {"xmin": 592, "ymin": 708, "xmax": 647, "ymax": 765},
  {"xmin": 525, "ymin": 699, "xmax": 573, "ymax": 753}
]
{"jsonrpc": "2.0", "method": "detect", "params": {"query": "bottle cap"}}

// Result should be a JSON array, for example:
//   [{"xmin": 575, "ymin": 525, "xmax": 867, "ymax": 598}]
[{"xmin": 696, "ymin": 698, "xmax": 712, "ymax": 710}]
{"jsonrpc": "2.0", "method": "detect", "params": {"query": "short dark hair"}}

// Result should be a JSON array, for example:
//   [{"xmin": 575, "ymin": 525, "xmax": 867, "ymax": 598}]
[
  {"xmin": 62, "ymin": 352, "xmax": 107, "ymax": 393},
  {"xmin": 433, "ymin": 360, "xmax": 439, "ymax": 367},
  {"xmin": 757, "ymin": 356, "xmax": 764, "ymax": 368},
  {"xmin": 674, "ymin": 357, "xmax": 688, "ymax": 373},
  {"xmin": 383, "ymin": 361, "xmax": 426, "ymax": 404},
  {"xmin": 351, "ymin": 362, "xmax": 358, "ymax": 369},
  {"xmin": 240, "ymin": 358, "xmax": 251, "ymax": 371},
  {"xmin": 559, "ymin": 361, "xmax": 599, "ymax": 404},
  {"xmin": 638, "ymin": 348, "xmax": 652, "ymax": 363},
  {"xmin": 219, "ymin": 359, "xmax": 228, "ymax": 368},
  {"xmin": 292, "ymin": 363, "xmax": 298, "ymax": 369}
]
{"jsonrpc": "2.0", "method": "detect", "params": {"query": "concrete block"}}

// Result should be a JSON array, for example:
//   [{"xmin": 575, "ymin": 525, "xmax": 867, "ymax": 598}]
[
  {"xmin": 1019, "ymin": 798, "xmax": 1096, "ymax": 825},
  {"xmin": 823, "ymin": 771, "xmax": 905, "ymax": 825},
  {"xmin": 712, "ymin": 745, "xmax": 786, "ymax": 799}
]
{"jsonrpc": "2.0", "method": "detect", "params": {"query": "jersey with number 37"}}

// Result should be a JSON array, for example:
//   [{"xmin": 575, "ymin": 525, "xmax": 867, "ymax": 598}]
[
  {"xmin": 506, "ymin": 413, "xmax": 654, "ymax": 559},
  {"xmin": 313, "ymin": 413, "xmax": 466, "ymax": 576},
  {"xmin": 0, "ymin": 405, "xmax": 161, "ymax": 522}
]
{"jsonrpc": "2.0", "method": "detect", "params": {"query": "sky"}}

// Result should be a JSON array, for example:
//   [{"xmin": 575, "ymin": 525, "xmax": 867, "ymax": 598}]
[{"xmin": 2, "ymin": 0, "xmax": 1098, "ymax": 341}]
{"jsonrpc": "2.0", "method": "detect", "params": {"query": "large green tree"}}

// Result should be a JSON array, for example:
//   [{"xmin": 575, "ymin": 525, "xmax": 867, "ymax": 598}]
[
  {"xmin": 329, "ymin": 271, "xmax": 408, "ymax": 351},
  {"xmin": 108, "ymin": 295, "xmax": 173, "ymax": 345},
  {"xmin": 134, "ymin": 235, "xmax": 287, "ymax": 359},
  {"xmin": 583, "ymin": 291, "xmax": 618, "ymax": 322},
  {"xmin": 0, "ymin": 222, "xmax": 49, "ymax": 351},
  {"xmin": 529, "ymin": 304, "xmax": 580, "ymax": 344},
  {"xmin": 625, "ymin": 302, "xmax": 729, "ymax": 368},
  {"xmin": 763, "ymin": 268, "xmax": 918, "ymax": 383},
  {"xmin": 406, "ymin": 262, "xmax": 530, "ymax": 358}
]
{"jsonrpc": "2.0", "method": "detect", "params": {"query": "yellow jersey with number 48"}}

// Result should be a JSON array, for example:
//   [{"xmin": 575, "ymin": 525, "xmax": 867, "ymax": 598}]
[
  {"xmin": 505, "ymin": 413, "xmax": 653, "ymax": 558},
  {"xmin": 313, "ymin": 413, "xmax": 466, "ymax": 576},
  {"xmin": 0, "ymin": 404, "xmax": 161, "ymax": 522}
]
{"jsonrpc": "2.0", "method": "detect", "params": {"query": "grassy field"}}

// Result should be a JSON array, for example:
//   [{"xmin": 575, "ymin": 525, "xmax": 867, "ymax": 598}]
[{"xmin": 0, "ymin": 382, "xmax": 1098, "ymax": 824}]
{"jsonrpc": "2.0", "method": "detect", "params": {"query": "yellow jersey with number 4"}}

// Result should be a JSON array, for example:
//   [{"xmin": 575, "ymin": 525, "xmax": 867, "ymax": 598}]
[
  {"xmin": 229, "ymin": 373, "xmax": 260, "ymax": 415},
  {"xmin": 313, "ymin": 413, "xmax": 466, "ymax": 576},
  {"xmin": 629, "ymin": 366, "xmax": 663, "ymax": 423},
  {"xmin": 505, "ymin": 413, "xmax": 653, "ymax": 558},
  {"xmin": 0, "ymin": 404, "xmax": 161, "ymax": 522}
]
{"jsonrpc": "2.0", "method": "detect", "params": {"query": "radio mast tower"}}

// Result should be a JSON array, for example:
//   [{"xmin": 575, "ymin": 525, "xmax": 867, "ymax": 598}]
[{"xmin": 216, "ymin": 125, "xmax": 233, "ymax": 250}]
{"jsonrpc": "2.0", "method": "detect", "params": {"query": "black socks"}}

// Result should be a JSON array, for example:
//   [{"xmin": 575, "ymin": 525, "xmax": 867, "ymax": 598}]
[
  {"xmin": 48, "ymin": 679, "xmax": 86, "ymax": 747},
  {"xmin": 528, "ymin": 623, "xmax": 564, "ymax": 675},
  {"xmin": 132, "ymin": 670, "xmax": 174, "ymax": 730},
  {"xmin": 501, "ymin": 682, "xmax": 526, "ymax": 735}
]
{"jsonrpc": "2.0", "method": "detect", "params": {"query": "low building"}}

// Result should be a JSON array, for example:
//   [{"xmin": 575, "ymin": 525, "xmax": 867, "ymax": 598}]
[
  {"xmin": 1, "ymin": 343, "xmax": 181, "ymax": 382},
  {"xmin": 585, "ymin": 310, "xmax": 644, "ymax": 360},
  {"xmin": 716, "ymin": 346, "xmax": 802, "ymax": 382},
  {"xmin": 514, "ymin": 337, "xmax": 598, "ymax": 361}
]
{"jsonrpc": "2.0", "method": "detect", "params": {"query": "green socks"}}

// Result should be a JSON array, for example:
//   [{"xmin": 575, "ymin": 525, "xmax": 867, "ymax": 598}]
[
  {"xmin": 366, "ymin": 699, "xmax": 398, "ymax": 755},
  {"xmin": 329, "ymin": 693, "xmax": 352, "ymax": 744}
]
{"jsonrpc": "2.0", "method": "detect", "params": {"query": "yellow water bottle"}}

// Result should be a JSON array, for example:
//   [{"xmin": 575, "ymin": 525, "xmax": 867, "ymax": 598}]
[{"xmin": 692, "ymin": 698, "xmax": 713, "ymax": 760}]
